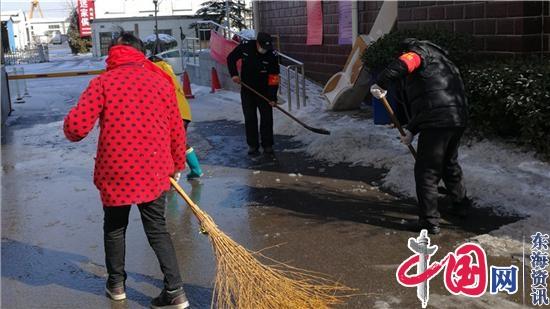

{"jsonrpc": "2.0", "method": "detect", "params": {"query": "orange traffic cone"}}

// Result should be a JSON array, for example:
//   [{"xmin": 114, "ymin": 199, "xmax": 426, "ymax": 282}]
[
  {"xmin": 210, "ymin": 67, "xmax": 222, "ymax": 93},
  {"xmin": 182, "ymin": 71, "xmax": 195, "ymax": 99}
]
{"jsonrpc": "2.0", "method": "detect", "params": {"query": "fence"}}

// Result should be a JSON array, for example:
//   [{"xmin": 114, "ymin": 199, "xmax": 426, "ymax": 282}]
[{"xmin": 4, "ymin": 45, "xmax": 49, "ymax": 65}]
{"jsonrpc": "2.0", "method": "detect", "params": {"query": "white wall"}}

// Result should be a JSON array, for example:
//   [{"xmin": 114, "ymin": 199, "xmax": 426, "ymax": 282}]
[
  {"xmin": 1, "ymin": 10, "xmax": 31, "ymax": 49},
  {"xmin": 29, "ymin": 19, "xmax": 69, "ymax": 43},
  {"xmin": 93, "ymin": 0, "xmax": 202, "ymax": 19},
  {"xmin": 91, "ymin": 17, "xmax": 200, "ymax": 57}
]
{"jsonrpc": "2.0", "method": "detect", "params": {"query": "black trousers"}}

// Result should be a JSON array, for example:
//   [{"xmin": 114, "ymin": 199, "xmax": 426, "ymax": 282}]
[
  {"xmin": 414, "ymin": 128, "xmax": 467, "ymax": 226},
  {"xmin": 241, "ymin": 89, "xmax": 274, "ymax": 148},
  {"xmin": 103, "ymin": 192, "xmax": 183, "ymax": 290}
]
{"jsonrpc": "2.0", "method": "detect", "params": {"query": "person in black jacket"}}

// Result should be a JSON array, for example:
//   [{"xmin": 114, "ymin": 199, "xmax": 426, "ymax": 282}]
[
  {"xmin": 370, "ymin": 38, "xmax": 471, "ymax": 235},
  {"xmin": 227, "ymin": 32, "xmax": 280, "ymax": 155}
]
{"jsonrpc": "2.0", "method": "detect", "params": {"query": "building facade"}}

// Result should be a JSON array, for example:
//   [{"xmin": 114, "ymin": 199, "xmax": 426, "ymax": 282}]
[
  {"xmin": 0, "ymin": 10, "xmax": 31, "ymax": 50},
  {"xmin": 90, "ymin": 15, "xmax": 201, "ymax": 56},
  {"xmin": 29, "ymin": 18, "xmax": 70, "ymax": 44},
  {"xmin": 93, "ymin": 0, "xmax": 202, "ymax": 19},
  {"xmin": 256, "ymin": 1, "xmax": 550, "ymax": 83},
  {"xmin": 90, "ymin": 0, "xmax": 205, "ymax": 57}
]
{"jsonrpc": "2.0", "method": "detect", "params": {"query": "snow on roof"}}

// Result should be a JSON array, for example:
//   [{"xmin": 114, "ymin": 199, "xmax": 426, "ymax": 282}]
[
  {"xmin": 1, "ymin": 10, "xmax": 24, "ymax": 17},
  {"xmin": 238, "ymin": 29, "xmax": 255, "ymax": 40},
  {"xmin": 142, "ymin": 33, "xmax": 177, "ymax": 44},
  {"xmin": 29, "ymin": 18, "xmax": 69, "ymax": 24}
]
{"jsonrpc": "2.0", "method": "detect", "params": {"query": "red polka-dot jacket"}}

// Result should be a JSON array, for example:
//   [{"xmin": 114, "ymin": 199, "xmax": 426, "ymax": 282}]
[{"xmin": 64, "ymin": 45, "xmax": 187, "ymax": 206}]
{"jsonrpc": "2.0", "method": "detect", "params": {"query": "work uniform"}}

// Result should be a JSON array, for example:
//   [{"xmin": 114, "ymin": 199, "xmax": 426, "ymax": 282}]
[
  {"xmin": 376, "ymin": 39, "xmax": 469, "ymax": 227},
  {"xmin": 227, "ymin": 39, "xmax": 280, "ymax": 150}
]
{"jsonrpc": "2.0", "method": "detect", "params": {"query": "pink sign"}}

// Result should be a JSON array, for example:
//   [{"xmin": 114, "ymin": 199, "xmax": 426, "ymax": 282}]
[
  {"xmin": 306, "ymin": 0, "xmax": 323, "ymax": 46},
  {"xmin": 210, "ymin": 30, "xmax": 238, "ymax": 65}
]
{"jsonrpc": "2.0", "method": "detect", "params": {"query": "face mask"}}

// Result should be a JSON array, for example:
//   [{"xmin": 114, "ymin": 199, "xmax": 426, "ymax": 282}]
[{"xmin": 257, "ymin": 47, "xmax": 267, "ymax": 54}]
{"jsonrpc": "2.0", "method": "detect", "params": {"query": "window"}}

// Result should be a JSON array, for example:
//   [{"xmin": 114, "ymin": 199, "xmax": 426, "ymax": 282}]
[
  {"xmin": 100, "ymin": 31, "xmax": 134, "ymax": 56},
  {"xmin": 48, "ymin": 25, "xmax": 60, "ymax": 29},
  {"xmin": 158, "ymin": 29, "xmax": 172, "ymax": 36},
  {"xmin": 161, "ymin": 50, "xmax": 180, "ymax": 58},
  {"xmin": 99, "ymin": 32, "xmax": 113, "ymax": 56}
]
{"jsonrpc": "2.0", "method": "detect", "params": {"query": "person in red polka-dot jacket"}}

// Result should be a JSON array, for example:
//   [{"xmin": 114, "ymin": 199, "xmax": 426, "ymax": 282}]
[{"xmin": 64, "ymin": 33, "xmax": 190, "ymax": 308}]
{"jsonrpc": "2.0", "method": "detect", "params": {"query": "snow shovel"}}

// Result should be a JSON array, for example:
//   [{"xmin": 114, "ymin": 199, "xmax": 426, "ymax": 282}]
[
  {"xmin": 380, "ymin": 96, "xmax": 417, "ymax": 160},
  {"xmin": 169, "ymin": 177, "xmax": 354, "ymax": 308},
  {"xmin": 240, "ymin": 82, "xmax": 331, "ymax": 135}
]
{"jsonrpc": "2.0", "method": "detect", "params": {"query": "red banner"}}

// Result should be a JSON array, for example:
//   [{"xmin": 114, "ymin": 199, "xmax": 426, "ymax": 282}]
[
  {"xmin": 306, "ymin": 0, "xmax": 323, "ymax": 46},
  {"xmin": 209, "ymin": 30, "xmax": 239, "ymax": 65},
  {"xmin": 77, "ymin": 0, "xmax": 95, "ymax": 37}
]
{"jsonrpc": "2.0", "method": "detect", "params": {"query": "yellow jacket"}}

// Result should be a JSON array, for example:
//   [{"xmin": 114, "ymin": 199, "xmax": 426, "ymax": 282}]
[{"xmin": 153, "ymin": 60, "xmax": 192, "ymax": 121}]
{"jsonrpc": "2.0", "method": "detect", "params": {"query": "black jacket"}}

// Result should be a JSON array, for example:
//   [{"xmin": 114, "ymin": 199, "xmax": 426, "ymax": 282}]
[
  {"xmin": 227, "ymin": 39, "xmax": 280, "ymax": 101},
  {"xmin": 376, "ymin": 40, "xmax": 468, "ymax": 134}
]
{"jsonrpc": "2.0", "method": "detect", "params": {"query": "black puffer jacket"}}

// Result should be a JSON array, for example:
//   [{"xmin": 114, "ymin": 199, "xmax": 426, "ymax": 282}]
[{"xmin": 376, "ymin": 39, "xmax": 468, "ymax": 134}]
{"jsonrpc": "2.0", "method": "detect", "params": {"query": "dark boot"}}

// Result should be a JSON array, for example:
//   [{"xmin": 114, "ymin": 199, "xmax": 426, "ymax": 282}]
[
  {"xmin": 263, "ymin": 146, "xmax": 274, "ymax": 154},
  {"xmin": 151, "ymin": 287, "xmax": 189, "ymax": 309},
  {"xmin": 406, "ymin": 220, "xmax": 441, "ymax": 235},
  {"xmin": 247, "ymin": 146, "xmax": 260, "ymax": 156},
  {"xmin": 450, "ymin": 197, "xmax": 472, "ymax": 219}
]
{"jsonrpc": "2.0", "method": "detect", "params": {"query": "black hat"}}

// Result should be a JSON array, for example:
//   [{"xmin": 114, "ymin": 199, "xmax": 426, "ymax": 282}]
[{"xmin": 256, "ymin": 32, "xmax": 274, "ymax": 50}]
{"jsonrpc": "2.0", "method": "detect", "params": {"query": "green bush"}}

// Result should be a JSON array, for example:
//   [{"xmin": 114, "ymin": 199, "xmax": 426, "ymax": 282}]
[
  {"xmin": 67, "ymin": 9, "xmax": 91, "ymax": 54},
  {"xmin": 361, "ymin": 28, "xmax": 473, "ymax": 71},
  {"xmin": 463, "ymin": 60, "xmax": 550, "ymax": 158},
  {"xmin": 362, "ymin": 29, "xmax": 550, "ymax": 159}
]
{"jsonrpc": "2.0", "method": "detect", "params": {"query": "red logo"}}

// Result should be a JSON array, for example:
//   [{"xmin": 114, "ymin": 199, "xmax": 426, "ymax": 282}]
[{"xmin": 396, "ymin": 230, "xmax": 488, "ymax": 308}]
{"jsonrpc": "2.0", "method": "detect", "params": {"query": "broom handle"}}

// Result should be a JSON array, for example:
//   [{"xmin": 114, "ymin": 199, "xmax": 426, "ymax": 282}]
[
  {"xmin": 169, "ymin": 177, "xmax": 207, "ymax": 223},
  {"xmin": 380, "ymin": 96, "xmax": 417, "ymax": 160}
]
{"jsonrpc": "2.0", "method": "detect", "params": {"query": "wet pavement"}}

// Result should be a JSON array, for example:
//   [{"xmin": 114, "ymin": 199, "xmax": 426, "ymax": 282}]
[{"xmin": 1, "ymin": 57, "xmax": 528, "ymax": 308}]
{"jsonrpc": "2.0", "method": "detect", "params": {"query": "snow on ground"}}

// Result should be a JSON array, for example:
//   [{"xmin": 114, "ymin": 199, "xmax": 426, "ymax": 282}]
[
  {"xmin": 8, "ymin": 50, "xmax": 548, "ymax": 256},
  {"xmin": 192, "ymin": 78, "xmax": 550, "ymax": 255}
]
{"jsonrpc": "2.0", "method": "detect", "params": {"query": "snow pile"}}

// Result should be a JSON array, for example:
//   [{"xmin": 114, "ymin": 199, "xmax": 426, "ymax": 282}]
[
  {"xmin": 192, "ymin": 78, "xmax": 550, "ymax": 247},
  {"xmin": 268, "ymin": 81, "xmax": 550, "ymax": 219}
]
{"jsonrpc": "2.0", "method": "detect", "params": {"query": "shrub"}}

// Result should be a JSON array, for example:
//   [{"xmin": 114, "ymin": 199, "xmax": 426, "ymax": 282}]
[
  {"xmin": 361, "ymin": 28, "xmax": 473, "ymax": 71},
  {"xmin": 462, "ymin": 60, "xmax": 550, "ymax": 158}
]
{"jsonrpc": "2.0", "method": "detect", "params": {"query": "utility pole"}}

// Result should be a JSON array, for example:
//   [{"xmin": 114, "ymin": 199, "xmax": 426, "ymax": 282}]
[
  {"xmin": 153, "ymin": 0, "xmax": 160, "ymax": 54},
  {"xmin": 225, "ymin": 0, "xmax": 230, "ymax": 38}
]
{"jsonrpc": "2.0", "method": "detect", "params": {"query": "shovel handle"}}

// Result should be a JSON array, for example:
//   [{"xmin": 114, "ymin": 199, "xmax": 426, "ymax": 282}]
[{"xmin": 380, "ymin": 97, "xmax": 417, "ymax": 160}]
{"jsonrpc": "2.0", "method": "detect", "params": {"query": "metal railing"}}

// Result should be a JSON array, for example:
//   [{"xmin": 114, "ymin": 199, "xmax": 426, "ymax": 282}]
[
  {"xmin": 182, "ymin": 37, "xmax": 201, "ymax": 66},
  {"xmin": 4, "ymin": 45, "xmax": 49, "ymax": 65},
  {"xmin": 193, "ymin": 20, "xmax": 307, "ymax": 109}
]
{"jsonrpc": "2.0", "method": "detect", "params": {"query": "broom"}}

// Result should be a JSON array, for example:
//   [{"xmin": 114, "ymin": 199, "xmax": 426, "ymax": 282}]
[{"xmin": 169, "ymin": 177, "xmax": 354, "ymax": 308}]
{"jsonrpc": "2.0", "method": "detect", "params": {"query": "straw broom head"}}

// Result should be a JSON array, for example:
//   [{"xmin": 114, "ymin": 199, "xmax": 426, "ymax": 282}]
[{"xmin": 170, "ymin": 178, "xmax": 355, "ymax": 309}]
